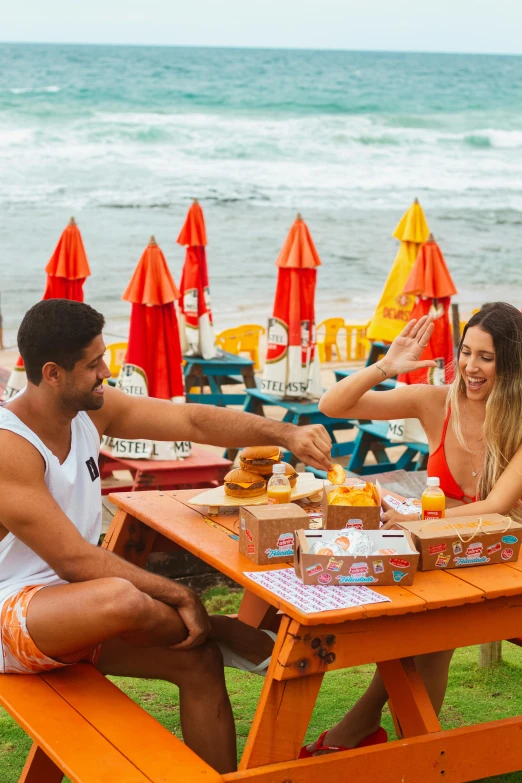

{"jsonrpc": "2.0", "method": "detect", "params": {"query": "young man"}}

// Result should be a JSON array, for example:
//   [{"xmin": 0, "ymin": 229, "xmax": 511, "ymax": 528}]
[{"xmin": 0, "ymin": 299, "xmax": 332, "ymax": 773}]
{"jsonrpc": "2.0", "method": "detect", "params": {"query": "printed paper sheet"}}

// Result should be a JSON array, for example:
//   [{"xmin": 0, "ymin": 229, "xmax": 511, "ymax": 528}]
[{"xmin": 244, "ymin": 568, "xmax": 391, "ymax": 614}]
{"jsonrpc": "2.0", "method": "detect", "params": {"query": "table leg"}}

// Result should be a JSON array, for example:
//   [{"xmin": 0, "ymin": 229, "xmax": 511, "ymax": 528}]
[
  {"xmin": 19, "ymin": 743, "xmax": 64, "ymax": 783},
  {"xmin": 239, "ymin": 616, "xmax": 324, "ymax": 769},
  {"xmin": 242, "ymin": 367, "xmax": 257, "ymax": 390},
  {"xmin": 102, "ymin": 509, "xmax": 158, "ymax": 567},
  {"xmin": 378, "ymin": 657, "xmax": 441, "ymax": 737},
  {"xmin": 237, "ymin": 590, "xmax": 278, "ymax": 629}
]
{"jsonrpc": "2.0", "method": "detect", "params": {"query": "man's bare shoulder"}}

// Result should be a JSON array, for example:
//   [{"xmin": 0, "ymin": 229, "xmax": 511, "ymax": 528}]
[{"xmin": 0, "ymin": 430, "xmax": 47, "ymax": 495}]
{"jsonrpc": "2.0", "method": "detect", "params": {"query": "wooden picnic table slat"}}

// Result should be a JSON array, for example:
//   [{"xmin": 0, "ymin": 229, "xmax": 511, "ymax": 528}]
[
  {"xmin": 42, "ymin": 664, "xmax": 220, "ymax": 783},
  {"xmin": 446, "ymin": 562, "xmax": 522, "ymax": 599},
  {"xmin": 0, "ymin": 670, "xmax": 152, "ymax": 783}
]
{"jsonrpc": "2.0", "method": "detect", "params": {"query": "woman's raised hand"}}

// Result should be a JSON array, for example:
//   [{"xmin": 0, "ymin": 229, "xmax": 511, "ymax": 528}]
[{"xmin": 378, "ymin": 316, "xmax": 438, "ymax": 377}]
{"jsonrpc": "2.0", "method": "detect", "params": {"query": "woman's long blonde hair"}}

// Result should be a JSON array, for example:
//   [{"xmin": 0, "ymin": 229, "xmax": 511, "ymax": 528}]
[{"xmin": 447, "ymin": 302, "xmax": 522, "ymax": 520}]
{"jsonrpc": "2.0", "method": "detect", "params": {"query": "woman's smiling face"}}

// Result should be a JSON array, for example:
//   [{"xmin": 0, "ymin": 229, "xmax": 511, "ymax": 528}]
[{"xmin": 458, "ymin": 325, "xmax": 496, "ymax": 400}]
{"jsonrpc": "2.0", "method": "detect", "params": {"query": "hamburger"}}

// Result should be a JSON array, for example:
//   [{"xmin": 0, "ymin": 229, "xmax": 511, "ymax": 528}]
[
  {"xmin": 280, "ymin": 461, "xmax": 298, "ymax": 488},
  {"xmin": 239, "ymin": 446, "xmax": 281, "ymax": 476},
  {"xmin": 224, "ymin": 468, "xmax": 266, "ymax": 498}
]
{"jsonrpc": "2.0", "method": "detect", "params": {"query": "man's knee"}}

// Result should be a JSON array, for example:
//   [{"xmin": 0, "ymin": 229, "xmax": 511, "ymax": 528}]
[
  {"xmin": 97, "ymin": 577, "xmax": 152, "ymax": 631},
  {"xmin": 176, "ymin": 641, "xmax": 225, "ymax": 682}
]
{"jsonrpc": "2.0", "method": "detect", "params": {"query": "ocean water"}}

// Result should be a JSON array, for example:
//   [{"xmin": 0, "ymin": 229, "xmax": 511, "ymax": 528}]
[{"xmin": 1, "ymin": 43, "xmax": 522, "ymax": 344}]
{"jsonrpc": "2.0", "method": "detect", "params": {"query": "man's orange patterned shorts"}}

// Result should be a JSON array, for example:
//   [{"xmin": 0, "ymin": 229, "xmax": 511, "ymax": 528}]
[{"xmin": 1, "ymin": 584, "xmax": 101, "ymax": 674}]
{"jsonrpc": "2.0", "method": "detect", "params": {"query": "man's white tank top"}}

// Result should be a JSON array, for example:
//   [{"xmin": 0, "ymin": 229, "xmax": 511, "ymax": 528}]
[{"xmin": 0, "ymin": 404, "xmax": 102, "ymax": 671}]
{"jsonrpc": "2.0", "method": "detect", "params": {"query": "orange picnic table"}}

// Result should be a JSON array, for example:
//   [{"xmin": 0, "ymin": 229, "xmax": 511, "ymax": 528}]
[
  {"xmin": 99, "ymin": 447, "xmax": 231, "ymax": 494},
  {"xmin": 105, "ymin": 488, "xmax": 522, "ymax": 782}
]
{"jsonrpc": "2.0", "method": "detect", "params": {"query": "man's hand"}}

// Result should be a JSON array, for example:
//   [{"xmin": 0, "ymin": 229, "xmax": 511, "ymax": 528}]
[
  {"xmin": 286, "ymin": 424, "xmax": 333, "ymax": 472},
  {"xmin": 170, "ymin": 590, "xmax": 211, "ymax": 650}
]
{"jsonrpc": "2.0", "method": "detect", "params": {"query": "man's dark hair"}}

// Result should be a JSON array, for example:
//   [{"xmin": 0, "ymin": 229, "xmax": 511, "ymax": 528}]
[{"xmin": 18, "ymin": 299, "xmax": 105, "ymax": 384}]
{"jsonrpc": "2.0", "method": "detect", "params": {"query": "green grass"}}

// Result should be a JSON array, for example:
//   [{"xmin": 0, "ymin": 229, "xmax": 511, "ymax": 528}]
[{"xmin": 2, "ymin": 587, "xmax": 522, "ymax": 782}]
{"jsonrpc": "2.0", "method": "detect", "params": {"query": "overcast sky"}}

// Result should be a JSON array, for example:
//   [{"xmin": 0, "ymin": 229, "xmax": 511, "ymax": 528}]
[{"xmin": 2, "ymin": 0, "xmax": 522, "ymax": 55}]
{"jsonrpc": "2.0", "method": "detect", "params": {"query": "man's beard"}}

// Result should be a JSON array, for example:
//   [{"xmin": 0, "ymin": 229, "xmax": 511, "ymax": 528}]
[{"xmin": 62, "ymin": 380, "xmax": 105, "ymax": 412}]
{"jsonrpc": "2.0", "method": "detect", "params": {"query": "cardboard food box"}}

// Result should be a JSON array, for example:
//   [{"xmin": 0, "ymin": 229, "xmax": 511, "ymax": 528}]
[
  {"xmin": 397, "ymin": 514, "xmax": 522, "ymax": 571},
  {"xmin": 239, "ymin": 503, "xmax": 310, "ymax": 566},
  {"xmin": 322, "ymin": 482, "xmax": 381, "ymax": 530},
  {"xmin": 294, "ymin": 528, "xmax": 419, "ymax": 586}
]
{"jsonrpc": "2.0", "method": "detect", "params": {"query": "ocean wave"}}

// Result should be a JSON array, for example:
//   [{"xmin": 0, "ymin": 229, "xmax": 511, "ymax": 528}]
[{"xmin": 7, "ymin": 86, "xmax": 61, "ymax": 94}]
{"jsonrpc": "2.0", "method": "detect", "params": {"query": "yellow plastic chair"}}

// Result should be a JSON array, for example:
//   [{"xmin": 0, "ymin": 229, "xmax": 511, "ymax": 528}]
[
  {"xmin": 215, "ymin": 325, "xmax": 265, "ymax": 368},
  {"xmin": 104, "ymin": 342, "xmax": 128, "ymax": 378},
  {"xmin": 316, "ymin": 318, "xmax": 345, "ymax": 362},
  {"xmin": 345, "ymin": 321, "xmax": 370, "ymax": 361}
]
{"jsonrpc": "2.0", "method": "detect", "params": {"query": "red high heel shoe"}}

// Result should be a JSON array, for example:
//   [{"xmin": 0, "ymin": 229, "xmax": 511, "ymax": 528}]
[{"xmin": 298, "ymin": 726, "xmax": 388, "ymax": 759}]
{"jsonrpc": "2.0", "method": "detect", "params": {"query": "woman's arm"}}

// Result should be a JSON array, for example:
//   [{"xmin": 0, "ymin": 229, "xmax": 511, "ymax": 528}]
[{"xmin": 319, "ymin": 316, "xmax": 437, "ymax": 420}]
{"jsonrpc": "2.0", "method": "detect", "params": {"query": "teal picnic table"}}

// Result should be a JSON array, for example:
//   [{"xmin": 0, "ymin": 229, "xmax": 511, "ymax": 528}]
[
  {"xmin": 224, "ymin": 387, "xmax": 357, "ymax": 465},
  {"xmin": 184, "ymin": 350, "xmax": 256, "ymax": 406}
]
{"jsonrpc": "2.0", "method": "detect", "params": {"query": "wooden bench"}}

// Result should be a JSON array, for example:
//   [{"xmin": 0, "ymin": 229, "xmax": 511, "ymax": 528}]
[
  {"xmin": 348, "ymin": 420, "xmax": 429, "ymax": 474},
  {"xmin": 0, "ymin": 663, "xmax": 220, "ymax": 783}
]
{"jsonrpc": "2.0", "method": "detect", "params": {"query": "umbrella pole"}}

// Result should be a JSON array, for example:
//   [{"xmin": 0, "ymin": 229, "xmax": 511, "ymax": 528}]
[{"xmin": 451, "ymin": 303, "xmax": 461, "ymax": 352}]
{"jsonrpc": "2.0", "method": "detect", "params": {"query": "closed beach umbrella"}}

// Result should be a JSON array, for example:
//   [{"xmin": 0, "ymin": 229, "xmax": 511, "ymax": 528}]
[
  {"xmin": 2, "ymin": 217, "xmax": 91, "ymax": 401},
  {"xmin": 397, "ymin": 234, "xmax": 457, "ymax": 386},
  {"xmin": 176, "ymin": 200, "xmax": 217, "ymax": 359},
  {"xmin": 367, "ymin": 199, "xmax": 430, "ymax": 344},
  {"xmin": 261, "ymin": 213, "xmax": 322, "ymax": 399},
  {"xmin": 104, "ymin": 236, "xmax": 190, "ymax": 461}
]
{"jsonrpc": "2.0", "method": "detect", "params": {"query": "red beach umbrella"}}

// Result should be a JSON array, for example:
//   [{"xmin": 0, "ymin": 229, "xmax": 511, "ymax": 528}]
[
  {"xmin": 397, "ymin": 234, "xmax": 457, "ymax": 386},
  {"xmin": 121, "ymin": 236, "xmax": 185, "ymax": 401},
  {"xmin": 2, "ymin": 217, "xmax": 91, "ymax": 401},
  {"xmin": 104, "ymin": 237, "xmax": 189, "ymax": 461},
  {"xmin": 176, "ymin": 200, "xmax": 216, "ymax": 359},
  {"xmin": 261, "ymin": 213, "xmax": 322, "ymax": 399}
]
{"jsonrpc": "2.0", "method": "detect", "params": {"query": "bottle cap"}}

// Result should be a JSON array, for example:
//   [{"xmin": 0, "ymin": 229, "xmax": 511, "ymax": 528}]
[
  {"xmin": 272, "ymin": 463, "xmax": 285, "ymax": 474},
  {"xmin": 427, "ymin": 477, "xmax": 440, "ymax": 487}
]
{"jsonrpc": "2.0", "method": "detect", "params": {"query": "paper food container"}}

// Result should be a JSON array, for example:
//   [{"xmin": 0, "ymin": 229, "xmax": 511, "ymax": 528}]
[
  {"xmin": 294, "ymin": 528, "xmax": 419, "ymax": 586},
  {"xmin": 239, "ymin": 503, "xmax": 310, "ymax": 566},
  {"xmin": 397, "ymin": 514, "xmax": 522, "ymax": 571},
  {"xmin": 322, "ymin": 481, "xmax": 381, "ymax": 530}
]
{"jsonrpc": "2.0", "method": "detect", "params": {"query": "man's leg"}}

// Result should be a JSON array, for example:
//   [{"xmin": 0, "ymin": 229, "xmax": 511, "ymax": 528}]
[
  {"xmin": 96, "ymin": 637, "xmax": 237, "ymax": 774},
  {"xmin": 26, "ymin": 578, "xmax": 188, "ymax": 662}
]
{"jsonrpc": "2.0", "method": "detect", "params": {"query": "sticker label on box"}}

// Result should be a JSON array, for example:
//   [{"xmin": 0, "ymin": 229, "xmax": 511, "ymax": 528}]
[
  {"xmin": 373, "ymin": 560, "xmax": 384, "ymax": 574},
  {"xmin": 429, "ymin": 543, "xmax": 447, "ymax": 555},
  {"xmin": 306, "ymin": 563, "xmax": 323, "ymax": 576},
  {"xmin": 389, "ymin": 557, "xmax": 410, "ymax": 569},
  {"xmin": 349, "ymin": 562, "xmax": 369, "ymax": 577},
  {"xmin": 502, "ymin": 535, "xmax": 518, "ymax": 545},
  {"xmin": 487, "ymin": 542, "xmax": 502, "ymax": 556},
  {"xmin": 240, "ymin": 515, "xmax": 246, "ymax": 530},
  {"xmin": 435, "ymin": 553, "xmax": 451, "ymax": 568},
  {"xmin": 502, "ymin": 548, "xmax": 514, "ymax": 560},
  {"xmin": 327, "ymin": 557, "xmax": 343, "ymax": 572},
  {"xmin": 393, "ymin": 570, "xmax": 407, "ymax": 582},
  {"xmin": 264, "ymin": 546, "xmax": 294, "ymax": 558},
  {"xmin": 318, "ymin": 572, "xmax": 332, "ymax": 584},
  {"xmin": 245, "ymin": 528, "xmax": 253, "ymax": 542},
  {"xmin": 466, "ymin": 543, "xmax": 483, "ymax": 557},
  {"xmin": 453, "ymin": 556, "xmax": 490, "ymax": 566},
  {"xmin": 343, "ymin": 520, "xmax": 363, "ymax": 530},
  {"xmin": 248, "ymin": 543, "xmax": 255, "ymax": 554},
  {"xmin": 452, "ymin": 542, "xmax": 463, "ymax": 555},
  {"xmin": 336, "ymin": 574, "xmax": 377, "ymax": 584}
]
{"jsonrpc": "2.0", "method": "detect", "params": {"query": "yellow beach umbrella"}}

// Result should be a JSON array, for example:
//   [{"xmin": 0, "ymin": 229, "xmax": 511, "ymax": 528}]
[{"xmin": 366, "ymin": 199, "xmax": 430, "ymax": 343}]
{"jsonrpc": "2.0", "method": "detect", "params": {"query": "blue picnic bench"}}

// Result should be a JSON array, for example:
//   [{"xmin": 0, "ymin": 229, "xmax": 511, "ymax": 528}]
[{"xmin": 183, "ymin": 350, "xmax": 256, "ymax": 406}]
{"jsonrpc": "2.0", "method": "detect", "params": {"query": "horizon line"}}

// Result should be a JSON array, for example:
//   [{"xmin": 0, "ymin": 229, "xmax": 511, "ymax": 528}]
[{"xmin": 1, "ymin": 40, "xmax": 522, "ymax": 58}]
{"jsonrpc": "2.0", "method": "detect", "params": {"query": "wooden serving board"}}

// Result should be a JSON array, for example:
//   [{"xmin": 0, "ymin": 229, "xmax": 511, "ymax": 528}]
[{"xmin": 189, "ymin": 473, "xmax": 324, "ymax": 514}]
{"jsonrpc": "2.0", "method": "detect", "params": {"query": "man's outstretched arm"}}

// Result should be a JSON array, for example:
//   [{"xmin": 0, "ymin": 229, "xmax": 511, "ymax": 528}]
[{"xmin": 91, "ymin": 386, "xmax": 333, "ymax": 472}]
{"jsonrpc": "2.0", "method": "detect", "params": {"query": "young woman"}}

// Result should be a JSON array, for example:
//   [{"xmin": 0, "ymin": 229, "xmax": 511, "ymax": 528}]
[{"xmin": 300, "ymin": 301, "xmax": 522, "ymax": 756}]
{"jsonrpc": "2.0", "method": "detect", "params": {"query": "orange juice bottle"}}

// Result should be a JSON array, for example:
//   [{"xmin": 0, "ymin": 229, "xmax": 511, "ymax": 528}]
[
  {"xmin": 267, "ymin": 464, "xmax": 292, "ymax": 504},
  {"xmin": 421, "ymin": 477, "xmax": 445, "ymax": 520}
]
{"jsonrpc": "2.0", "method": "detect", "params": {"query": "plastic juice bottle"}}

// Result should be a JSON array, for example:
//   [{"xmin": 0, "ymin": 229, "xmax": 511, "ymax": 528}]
[
  {"xmin": 267, "ymin": 464, "xmax": 292, "ymax": 504},
  {"xmin": 421, "ymin": 477, "xmax": 446, "ymax": 520}
]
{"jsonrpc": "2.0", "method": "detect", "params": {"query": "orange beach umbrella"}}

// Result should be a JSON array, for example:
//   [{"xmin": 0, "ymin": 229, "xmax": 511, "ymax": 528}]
[
  {"xmin": 103, "ymin": 237, "xmax": 189, "ymax": 461},
  {"xmin": 261, "ymin": 214, "xmax": 322, "ymax": 399},
  {"xmin": 177, "ymin": 200, "xmax": 216, "ymax": 359},
  {"xmin": 397, "ymin": 234, "xmax": 457, "ymax": 386},
  {"xmin": 2, "ymin": 217, "xmax": 91, "ymax": 401}
]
